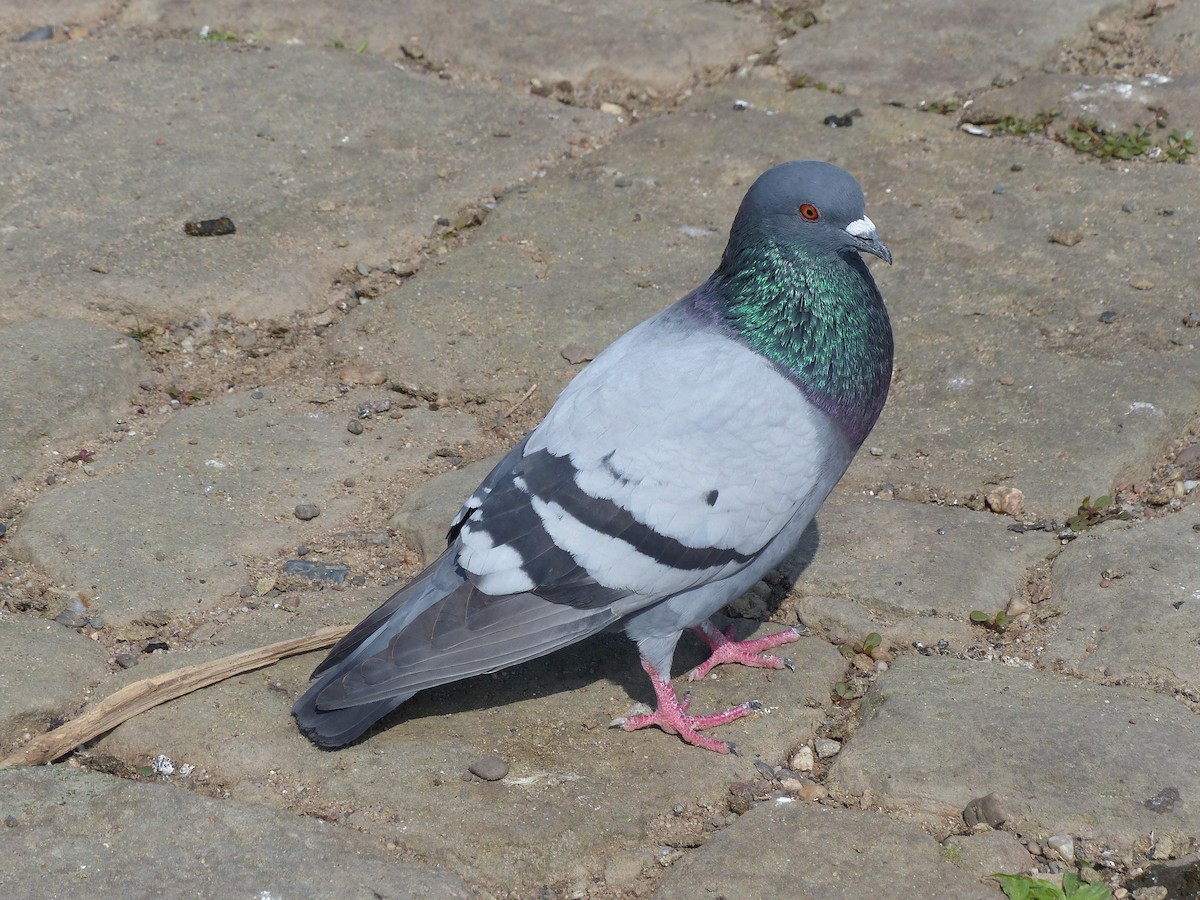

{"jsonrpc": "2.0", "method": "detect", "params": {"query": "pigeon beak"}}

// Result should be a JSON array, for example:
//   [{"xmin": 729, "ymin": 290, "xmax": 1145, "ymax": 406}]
[{"xmin": 845, "ymin": 216, "xmax": 893, "ymax": 265}]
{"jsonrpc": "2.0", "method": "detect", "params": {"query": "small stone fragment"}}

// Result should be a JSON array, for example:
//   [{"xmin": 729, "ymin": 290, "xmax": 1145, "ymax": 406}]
[
  {"xmin": 294, "ymin": 503, "xmax": 321, "ymax": 521},
  {"xmin": 1098, "ymin": 310, "xmax": 1118, "ymax": 324},
  {"xmin": 560, "ymin": 343, "xmax": 594, "ymax": 365},
  {"xmin": 183, "ymin": 216, "xmax": 236, "ymax": 237},
  {"xmin": 282, "ymin": 560, "xmax": 351, "ymax": 585},
  {"xmin": 1130, "ymin": 278, "xmax": 1154, "ymax": 291},
  {"xmin": 727, "ymin": 781, "xmax": 754, "ymax": 815},
  {"xmin": 467, "ymin": 756, "xmax": 509, "ymax": 781},
  {"xmin": 788, "ymin": 745, "xmax": 814, "ymax": 772},
  {"xmin": 1144, "ymin": 786, "xmax": 1181, "ymax": 812},
  {"xmin": 347, "ymin": 420, "xmax": 364, "ymax": 435},
  {"xmin": 1048, "ymin": 228, "xmax": 1083, "ymax": 247},
  {"xmin": 1046, "ymin": 834, "xmax": 1074, "ymax": 861},
  {"xmin": 985, "ymin": 486, "xmax": 1025, "ymax": 517},
  {"xmin": 796, "ymin": 783, "xmax": 829, "ymax": 803},
  {"xmin": 962, "ymin": 792, "xmax": 1009, "ymax": 829},
  {"xmin": 814, "ymin": 737, "xmax": 841, "ymax": 759},
  {"xmin": 339, "ymin": 364, "xmax": 388, "ymax": 386},
  {"xmin": 1006, "ymin": 595, "xmax": 1030, "ymax": 618}
]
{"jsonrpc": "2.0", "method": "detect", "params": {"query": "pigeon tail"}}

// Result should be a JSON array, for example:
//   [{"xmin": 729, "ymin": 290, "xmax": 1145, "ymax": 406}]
[{"xmin": 293, "ymin": 547, "xmax": 621, "ymax": 747}]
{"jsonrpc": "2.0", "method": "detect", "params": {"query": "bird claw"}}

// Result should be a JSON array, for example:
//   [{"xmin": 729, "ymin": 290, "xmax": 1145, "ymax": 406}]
[
  {"xmin": 747, "ymin": 699, "xmax": 764, "ymax": 712},
  {"xmin": 781, "ymin": 657, "xmax": 796, "ymax": 671}
]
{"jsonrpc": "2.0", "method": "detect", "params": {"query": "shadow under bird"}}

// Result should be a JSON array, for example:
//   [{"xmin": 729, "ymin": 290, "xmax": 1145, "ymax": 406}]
[{"xmin": 294, "ymin": 160, "xmax": 894, "ymax": 754}]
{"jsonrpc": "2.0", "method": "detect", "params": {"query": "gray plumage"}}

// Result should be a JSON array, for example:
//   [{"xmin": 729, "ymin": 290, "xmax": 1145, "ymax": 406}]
[{"xmin": 294, "ymin": 160, "xmax": 893, "ymax": 752}]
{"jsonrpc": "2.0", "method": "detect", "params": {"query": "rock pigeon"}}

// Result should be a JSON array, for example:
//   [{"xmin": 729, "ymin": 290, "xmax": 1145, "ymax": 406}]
[{"xmin": 293, "ymin": 160, "xmax": 893, "ymax": 753}]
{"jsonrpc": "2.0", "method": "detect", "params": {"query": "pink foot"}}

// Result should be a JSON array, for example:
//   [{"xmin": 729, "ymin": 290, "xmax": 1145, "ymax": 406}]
[
  {"xmin": 611, "ymin": 658, "xmax": 759, "ymax": 754},
  {"xmin": 687, "ymin": 621, "xmax": 802, "ymax": 682}
]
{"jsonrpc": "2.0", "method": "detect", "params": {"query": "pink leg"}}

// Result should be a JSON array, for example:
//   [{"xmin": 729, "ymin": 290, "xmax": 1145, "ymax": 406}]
[
  {"xmin": 611, "ymin": 658, "xmax": 759, "ymax": 754},
  {"xmin": 687, "ymin": 620, "xmax": 802, "ymax": 682}
]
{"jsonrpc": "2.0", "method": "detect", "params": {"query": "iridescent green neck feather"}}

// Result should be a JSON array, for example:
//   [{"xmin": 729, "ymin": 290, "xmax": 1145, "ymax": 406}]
[{"xmin": 711, "ymin": 238, "xmax": 893, "ymax": 445}]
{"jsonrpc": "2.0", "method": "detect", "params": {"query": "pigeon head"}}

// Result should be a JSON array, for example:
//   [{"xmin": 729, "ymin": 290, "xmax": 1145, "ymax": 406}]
[
  {"xmin": 704, "ymin": 160, "xmax": 894, "ymax": 446},
  {"xmin": 722, "ymin": 160, "xmax": 892, "ymax": 267}
]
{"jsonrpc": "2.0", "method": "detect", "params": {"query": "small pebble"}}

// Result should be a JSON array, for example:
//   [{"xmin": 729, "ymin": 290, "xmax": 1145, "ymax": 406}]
[
  {"xmin": 1122, "ymin": 201, "xmax": 1134, "ymax": 213},
  {"xmin": 788, "ymin": 745, "xmax": 814, "ymax": 772},
  {"xmin": 294, "ymin": 503, "xmax": 321, "ymax": 521},
  {"xmin": 296, "ymin": 545, "xmax": 310, "ymax": 556},
  {"xmin": 992, "ymin": 184, "xmax": 1006, "ymax": 195},
  {"xmin": 467, "ymin": 756, "xmax": 509, "ymax": 782},
  {"xmin": 54, "ymin": 609, "xmax": 86, "ymax": 629},
  {"xmin": 1098, "ymin": 310, "xmax": 1117, "ymax": 324},
  {"xmin": 962, "ymin": 792, "xmax": 1008, "ymax": 829},
  {"xmin": 356, "ymin": 261, "xmax": 371, "ymax": 276},
  {"xmin": 560, "ymin": 343, "xmax": 594, "ymax": 365},
  {"xmin": 18, "ymin": 25, "xmax": 53, "ymax": 42},
  {"xmin": 347, "ymin": 420, "xmax": 364, "ymax": 435},
  {"xmin": 250, "ymin": 390, "xmax": 264, "ymax": 400},
  {"xmin": 1048, "ymin": 228, "xmax": 1083, "ymax": 247},
  {"xmin": 1046, "ymin": 834, "xmax": 1074, "ymax": 861},
  {"xmin": 985, "ymin": 485, "xmax": 1025, "ymax": 517},
  {"xmin": 814, "ymin": 738, "xmax": 841, "ymax": 759}
]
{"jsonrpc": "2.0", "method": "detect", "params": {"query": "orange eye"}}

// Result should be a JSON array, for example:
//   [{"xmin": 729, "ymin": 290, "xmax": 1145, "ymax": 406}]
[{"xmin": 799, "ymin": 203, "xmax": 820, "ymax": 221}]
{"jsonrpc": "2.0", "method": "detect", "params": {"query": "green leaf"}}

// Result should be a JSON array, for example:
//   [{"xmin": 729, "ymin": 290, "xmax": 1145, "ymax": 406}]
[
  {"xmin": 970, "ymin": 610, "xmax": 991, "ymax": 624},
  {"xmin": 1062, "ymin": 872, "xmax": 1112, "ymax": 900},
  {"xmin": 862, "ymin": 632, "xmax": 882, "ymax": 654}
]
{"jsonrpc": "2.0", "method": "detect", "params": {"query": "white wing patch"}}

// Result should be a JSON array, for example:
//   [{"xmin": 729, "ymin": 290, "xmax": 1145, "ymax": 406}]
[{"xmin": 458, "ymin": 523, "xmax": 537, "ymax": 594}]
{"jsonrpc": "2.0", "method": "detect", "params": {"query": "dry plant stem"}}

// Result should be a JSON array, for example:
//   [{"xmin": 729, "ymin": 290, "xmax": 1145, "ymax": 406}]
[
  {"xmin": 0, "ymin": 624, "xmax": 351, "ymax": 770},
  {"xmin": 502, "ymin": 382, "xmax": 538, "ymax": 419}
]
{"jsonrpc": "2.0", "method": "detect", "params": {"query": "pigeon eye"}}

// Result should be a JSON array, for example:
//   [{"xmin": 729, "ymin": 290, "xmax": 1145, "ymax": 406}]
[{"xmin": 798, "ymin": 203, "xmax": 820, "ymax": 221}]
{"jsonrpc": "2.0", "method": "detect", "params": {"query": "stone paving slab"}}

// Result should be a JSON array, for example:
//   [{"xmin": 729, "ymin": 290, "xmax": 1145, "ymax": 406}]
[
  {"xmin": 90, "ymin": 624, "xmax": 848, "ymax": 894},
  {"xmin": 828, "ymin": 654, "xmax": 1200, "ymax": 850},
  {"xmin": 0, "ymin": 614, "xmax": 108, "ymax": 748},
  {"xmin": 0, "ymin": 766, "xmax": 474, "ymax": 899},
  {"xmin": 962, "ymin": 73, "xmax": 1200, "ymax": 140},
  {"xmin": 0, "ymin": 319, "xmax": 145, "ymax": 501},
  {"xmin": 654, "ymin": 801, "xmax": 999, "ymax": 900},
  {"xmin": 774, "ymin": 0, "xmax": 1118, "ymax": 105},
  {"xmin": 1044, "ymin": 504, "xmax": 1200, "ymax": 693},
  {"xmin": 778, "ymin": 493, "xmax": 1057, "ymax": 648},
  {"xmin": 0, "ymin": 37, "xmax": 613, "ymax": 325},
  {"xmin": 8, "ymin": 387, "xmax": 481, "ymax": 625},
  {"xmin": 113, "ymin": 0, "xmax": 771, "ymax": 101}
]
